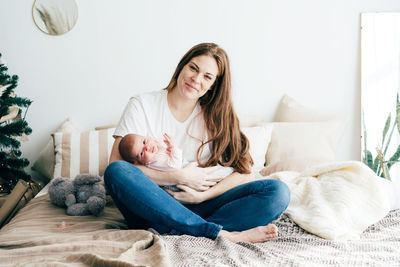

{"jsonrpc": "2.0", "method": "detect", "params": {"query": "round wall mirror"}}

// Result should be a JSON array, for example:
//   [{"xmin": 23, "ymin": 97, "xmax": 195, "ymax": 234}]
[{"xmin": 32, "ymin": 0, "xmax": 78, "ymax": 36}]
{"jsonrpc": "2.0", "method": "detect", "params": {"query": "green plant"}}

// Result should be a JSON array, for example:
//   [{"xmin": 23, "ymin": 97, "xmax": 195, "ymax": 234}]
[{"xmin": 362, "ymin": 93, "xmax": 400, "ymax": 180}]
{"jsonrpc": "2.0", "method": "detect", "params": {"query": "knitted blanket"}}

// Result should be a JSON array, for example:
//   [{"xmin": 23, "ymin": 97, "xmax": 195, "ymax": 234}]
[
  {"xmin": 163, "ymin": 210, "xmax": 400, "ymax": 266},
  {"xmin": 269, "ymin": 161, "xmax": 391, "ymax": 240}
]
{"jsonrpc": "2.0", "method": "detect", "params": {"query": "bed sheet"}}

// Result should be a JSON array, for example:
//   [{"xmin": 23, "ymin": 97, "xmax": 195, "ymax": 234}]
[{"xmin": 1, "ymin": 192, "xmax": 399, "ymax": 266}]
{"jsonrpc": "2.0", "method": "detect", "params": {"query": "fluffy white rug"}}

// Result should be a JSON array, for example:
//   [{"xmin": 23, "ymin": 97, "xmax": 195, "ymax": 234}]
[{"xmin": 268, "ymin": 161, "xmax": 391, "ymax": 240}]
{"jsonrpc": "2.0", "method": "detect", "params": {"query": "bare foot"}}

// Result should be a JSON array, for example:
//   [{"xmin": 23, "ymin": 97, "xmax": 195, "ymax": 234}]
[{"xmin": 218, "ymin": 224, "xmax": 278, "ymax": 243}]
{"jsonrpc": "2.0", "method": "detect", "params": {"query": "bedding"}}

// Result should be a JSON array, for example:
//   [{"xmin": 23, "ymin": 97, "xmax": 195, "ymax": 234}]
[
  {"xmin": 163, "ymin": 211, "xmax": 400, "ymax": 266},
  {"xmin": 261, "ymin": 121, "xmax": 344, "ymax": 176},
  {"xmin": 14, "ymin": 95, "xmax": 398, "ymax": 266},
  {"xmin": 0, "ymin": 187, "xmax": 399, "ymax": 266},
  {"xmin": 269, "ymin": 161, "xmax": 391, "ymax": 240},
  {"xmin": 52, "ymin": 128, "xmax": 115, "ymax": 178},
  {"xmin": 32, "ymin": 118, "xmax": 81, "ymax": 179},
  {"xmin": 0, "ymin": 194, "xmax": 170, "ymax": 267},
  {"xmin": 274, "ymin": 94, "xmax": 346, "ymax": 123},
  {"xmin": 260, "ymin": 94, "xmax": 348, "ymax": 176},
  {"xmin": 241, "ymin": 124, "xmax": 273, "ymax": 173}
]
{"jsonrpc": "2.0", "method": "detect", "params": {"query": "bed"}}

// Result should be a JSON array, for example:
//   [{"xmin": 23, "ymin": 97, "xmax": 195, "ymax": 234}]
[
  {"xmin": 0, "ymin": 192, "xmax": 399, "ymax": 266},
  {"xmin": 1, "ymin": 94, "xmax": 399, "ymax": 266}
]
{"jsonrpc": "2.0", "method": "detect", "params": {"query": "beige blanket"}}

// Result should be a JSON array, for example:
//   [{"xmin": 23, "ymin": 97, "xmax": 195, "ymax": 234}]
[
  {"xmin": 0, "ymin": 182, "xmax": 399, "ymax": 266},
  {"xmin": 0, "ymin": 195, "xmax": 170, "ymax": 267}
]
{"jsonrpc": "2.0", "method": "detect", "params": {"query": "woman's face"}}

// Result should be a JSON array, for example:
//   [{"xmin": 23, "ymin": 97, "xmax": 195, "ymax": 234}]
[{"xmin": 175, "ymin": 55, "xmax": 219, "ymax": 100}]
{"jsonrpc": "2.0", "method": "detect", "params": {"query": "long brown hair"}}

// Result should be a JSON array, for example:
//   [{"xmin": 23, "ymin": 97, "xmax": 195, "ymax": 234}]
[{"xmin": 165, "ymin": 43, "xmax": 253, "ymax": 174}]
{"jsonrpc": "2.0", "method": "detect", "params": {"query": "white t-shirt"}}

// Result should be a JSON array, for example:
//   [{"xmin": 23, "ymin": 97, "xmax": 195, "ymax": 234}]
[{"xmin": 114, "ymin": 90, "xmax": 211, "ymax": 163}]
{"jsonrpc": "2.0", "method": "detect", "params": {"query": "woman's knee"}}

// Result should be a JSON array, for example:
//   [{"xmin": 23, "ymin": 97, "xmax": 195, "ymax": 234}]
[
  {"xmin": 105, "ymin": 160, "xmax": 125, "ymax": 173},
  {"xmin": 105, "ymin": 161, "xmax": 127, "ymax": 182},
  {"xmin": 104, "ymin": 160, "xmax": 141, "ymax": 191},
  {"xmin": 263, "ymin": 179, "xmax": 291, "ymax": 210}
]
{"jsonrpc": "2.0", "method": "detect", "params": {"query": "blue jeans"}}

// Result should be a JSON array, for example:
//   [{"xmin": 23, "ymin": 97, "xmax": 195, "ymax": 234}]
[{"xmin": 104, "ymin": 160, "xmax": 290, "ymax": 240}]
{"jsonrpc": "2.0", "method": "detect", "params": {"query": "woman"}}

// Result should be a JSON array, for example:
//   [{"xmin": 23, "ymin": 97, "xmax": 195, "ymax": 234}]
[{"xmin": 104, "ymin": 43, "xmax": 290, "ymax": 243}]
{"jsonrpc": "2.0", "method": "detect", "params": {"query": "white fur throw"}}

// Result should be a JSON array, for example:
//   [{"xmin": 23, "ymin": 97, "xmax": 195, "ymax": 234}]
[{"xmin": 268, "ymin": 161, "xmax": 391, "ymax": 240}]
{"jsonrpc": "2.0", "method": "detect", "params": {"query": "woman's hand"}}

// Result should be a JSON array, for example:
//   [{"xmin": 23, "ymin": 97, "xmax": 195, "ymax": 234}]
[
  {"xmin": 166, "ymin": 171, "xmax": 254, "ymax": 204},
  {"xmin": 165, "ymin": 185, "xmax": 208, "ymax": 204},
  {"xmin": 176, "ymin": 162, "xmax": 222, "ymax": 191}
]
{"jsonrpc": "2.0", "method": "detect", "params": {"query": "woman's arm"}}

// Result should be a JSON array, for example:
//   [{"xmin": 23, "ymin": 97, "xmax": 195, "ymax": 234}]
[
  {"xmin": 109, "ymin": 136, "xmax": 124, "ymax": 163},
  {"xmin": 109, "ymin": 137, "xmax": 222, "ymax": 189},
  {"xmin": 166, "ymin": 171, "xmax": 255, "ymax": 204},
  {"xmin": 202, "ymin": 172, "xmax": 254, "ymax": 199}
]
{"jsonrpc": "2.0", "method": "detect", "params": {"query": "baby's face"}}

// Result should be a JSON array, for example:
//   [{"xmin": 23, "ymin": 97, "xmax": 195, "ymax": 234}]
[{"xmin": 131, "ymin": 135, "xmax": 159, "ymax": 165}]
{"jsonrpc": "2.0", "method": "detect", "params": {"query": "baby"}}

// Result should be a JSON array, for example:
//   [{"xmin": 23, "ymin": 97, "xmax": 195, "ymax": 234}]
[{"xmin": 119, "ymin": 133, "xmax": 233, "ymax": 190}]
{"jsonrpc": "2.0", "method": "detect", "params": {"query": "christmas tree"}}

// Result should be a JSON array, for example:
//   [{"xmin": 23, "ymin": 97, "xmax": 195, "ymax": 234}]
[{"xmin": 0, "ymin": 53, "xmax": 32, "ymax": 193}]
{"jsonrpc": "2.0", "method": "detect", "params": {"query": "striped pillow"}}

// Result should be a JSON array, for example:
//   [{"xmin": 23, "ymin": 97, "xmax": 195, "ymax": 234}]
[{"xmin": 52, "ymin": 128, "xmax": 115, "ymax": 178}]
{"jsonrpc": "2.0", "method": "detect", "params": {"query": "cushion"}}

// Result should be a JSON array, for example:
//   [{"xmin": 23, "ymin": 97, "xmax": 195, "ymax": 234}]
[
  {"xmin": 31, "ymin": 118, "xmax": 80, "ymax": 179},
  {"xmin": 260, "ymin": 121, "xmax": 344, "ymax": 176},
  {"xmin": 259, "ymin": 94, "xmax": 347, "ymax": 176},
  {"xmin": 274, "ymin": 94, "xmax": 343, "ymax": 122},
  {"xmin": 239, "ymin": 113, "xmax": 266, "ymax": 127},
  {"xmin": 241, "ymin": 124, "xmax": 273, "ymax": 173},
  {"xmin": 52, "ymin": 128, "xmax": 115, "ymax": 178}
]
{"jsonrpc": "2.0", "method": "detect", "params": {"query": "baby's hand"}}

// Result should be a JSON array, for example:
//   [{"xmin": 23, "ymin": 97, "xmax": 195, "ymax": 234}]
[{"xmin": 163, "ymin": 133, "xmax": 176, "ymax": 152}]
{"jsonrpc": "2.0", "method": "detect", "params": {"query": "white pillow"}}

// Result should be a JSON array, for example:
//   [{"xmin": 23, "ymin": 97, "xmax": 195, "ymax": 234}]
[
  {"xmin": 31, "ymin": 118, "xmax": 80, "ymax": 179},
  {"xmin": 241, "ymin": 124, "xmax": 273, "ymax": 173},
  {"xmin": 260, "ymin": 121, "xmax": 344, "ymax": 176},
  {"xmin": 52, "ymin": 128, "xmax": 115, "ymax": 178}
]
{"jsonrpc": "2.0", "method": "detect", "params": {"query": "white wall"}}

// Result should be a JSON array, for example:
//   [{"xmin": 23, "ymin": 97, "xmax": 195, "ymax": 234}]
[{"xmin": 1, "ymin": 0, "xmax": 400, "ymax": 177}]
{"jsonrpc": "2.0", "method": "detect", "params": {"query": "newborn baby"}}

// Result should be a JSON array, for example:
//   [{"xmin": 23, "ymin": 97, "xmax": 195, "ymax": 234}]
[{"xmin": 118, "ymin": 133, "xmax": 233, "ymax": 190}]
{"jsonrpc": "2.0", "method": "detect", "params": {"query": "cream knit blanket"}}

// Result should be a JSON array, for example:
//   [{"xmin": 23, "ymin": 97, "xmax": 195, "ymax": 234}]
[{"xmin": 268, "ymin": 161, "xmax": 391, "ymax": 240}]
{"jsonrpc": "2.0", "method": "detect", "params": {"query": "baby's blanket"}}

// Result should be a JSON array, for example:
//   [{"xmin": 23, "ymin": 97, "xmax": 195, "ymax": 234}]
[{"xmin": 269, "ymin": 161, "xmax": 391, "ymax": 240}]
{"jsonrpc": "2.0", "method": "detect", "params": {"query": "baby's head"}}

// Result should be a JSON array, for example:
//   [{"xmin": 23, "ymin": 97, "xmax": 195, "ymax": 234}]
[{"xmin": 119, "ymin": 134, "xmax": 159, "ymax": 165}]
